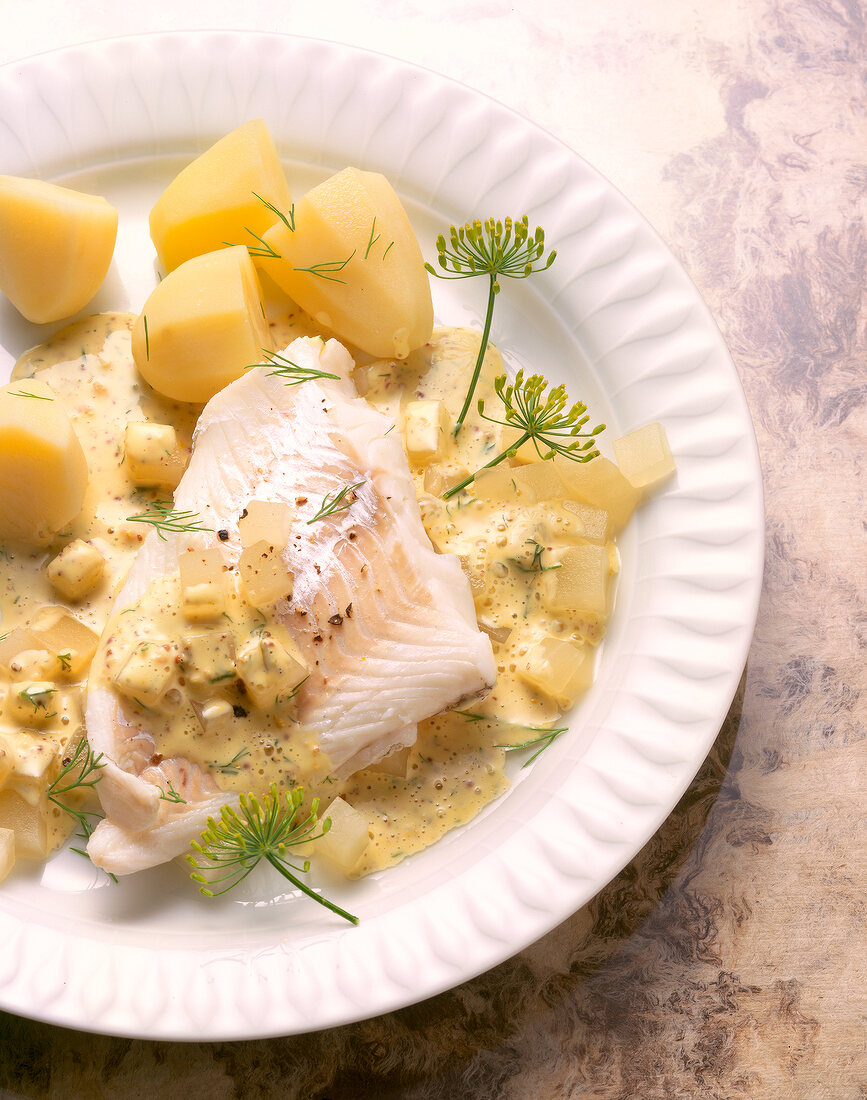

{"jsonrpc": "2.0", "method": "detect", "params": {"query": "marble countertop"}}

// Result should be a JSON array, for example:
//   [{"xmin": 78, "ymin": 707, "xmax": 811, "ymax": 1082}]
[{"xmin": 0, "ymin": 2, "xmax": 864, "ymax": 1097}]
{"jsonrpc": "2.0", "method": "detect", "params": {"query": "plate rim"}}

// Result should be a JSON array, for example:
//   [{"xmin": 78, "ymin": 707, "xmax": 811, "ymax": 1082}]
[{"xmin": 0, "ymin": 29, "xmax": 764, "ymax": 1039}]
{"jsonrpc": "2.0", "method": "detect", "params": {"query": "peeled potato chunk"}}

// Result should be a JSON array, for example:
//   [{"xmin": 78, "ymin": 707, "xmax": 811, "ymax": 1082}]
[
  {"xmin": 0, "ymin": 175, "xmax": 117, "ymax": 324},
  {"xmin": 149, "ymin": 119, "xmax": 292, "ymax": 273},
  {"xmin": 613, "ymin": 422, "xmax": 676, "ymax": 490},
  {"xmin": 552, "ymin": 455, "xmax": 640, "ymax": 534},
  {"xmin": 313, "ymin": 797, "xmax": 370, "ymax": 873},
  {"xmin": 131, "ymin": 245, "xmax": 273, "ymax": 403},
  {"xmin": 0, "ymin": 379, "xmax": 88, "ymax": 545},
  {"xmin": 258, "ymin": 167, "xmax": 433, "ymax": 358}
]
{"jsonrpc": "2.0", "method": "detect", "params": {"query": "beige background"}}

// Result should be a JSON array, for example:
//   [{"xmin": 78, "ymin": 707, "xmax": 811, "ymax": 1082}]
[{"xmin": 1, "ymin": 1, "xmax": 865, "ymax": 1097}]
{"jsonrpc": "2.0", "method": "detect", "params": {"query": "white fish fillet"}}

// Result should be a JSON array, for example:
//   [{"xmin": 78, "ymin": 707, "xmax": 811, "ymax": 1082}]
[{"xmin": 86, "ymin": 336, "xmax": 496, "ymax": 874}]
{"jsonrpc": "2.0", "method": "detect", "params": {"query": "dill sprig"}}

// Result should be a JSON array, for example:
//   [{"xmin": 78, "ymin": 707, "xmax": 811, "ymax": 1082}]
[
  {"xmin": 229, "ymin": 227, "xmax": 281, "ymax": 259},
  {"xmin": 159, "ymin": 779, "xmax": 187, "ymax": 804},
  {"xmin": 208, "ymin": 746, "xmax": 251, "ymax": 776},
  {"xmin": 252, "ymin": 349, "xmax": 341, "ymax": 386},
  {"xmin": 187, "ymin": 784, "xmax": 358, "ymax": 924},
  {"xmin": 294, "ymin": 251, "xmax": 356, "ymax": 284},
  {"xmin": 47, "ymin": 738, "xmax": 114, "ymax": 868},
  {"xmin": 365, "ymin": 217, "xmax": 381, "ymax": 259},
  {"xmin": 254, "ymin": 192, "xmax": 295, "ymax": 232},
  {"xmin": 442, "ymin": 370, "xmax": 604, "ymax": 500},
  {"xmin": 426, "ymin": 216, "xmax": 556, "ymax": 437},
  {"xmin": 306, "ymin": 481, "xmax": 365, "ymax": 524},
  {"xmin": 494, "ymin": 725, "xmax": 569, "ymax": 767},
  {"xmin": 17, "ymin": 685, "xmax": 57, "ymax": 711},
  {"xmin": 510, "ymin": 539, "xmax": 562, "ymax": 573},
  {"xmin": 126, "ymin": 500, "xmax": 211, "ymax": 540},
  {"xmin": 457, "ymin": 711, "xmax": 569, "ymax": 766},
  {"xmin": 364, "ymin": 217, "xmax": 394, "ymax": 260},
  {"xmin": 229, "ymin": 195, "xmax": 296, "ymax": 259},
  {"xmin": 7, "ymin": 389, "xmax": 53, "ymax": 400}
]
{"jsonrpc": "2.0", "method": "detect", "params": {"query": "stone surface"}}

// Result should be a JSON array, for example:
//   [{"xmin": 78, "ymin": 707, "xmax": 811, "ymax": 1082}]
[{"xmin": 0, "ymin": 1, "xmax": 864, "ymax": 1097}]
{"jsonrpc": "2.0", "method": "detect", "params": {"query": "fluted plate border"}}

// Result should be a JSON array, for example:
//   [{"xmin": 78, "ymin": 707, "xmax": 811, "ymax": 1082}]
[{"xmin": 0, "ymin": 32, "xmax": 763, "ymax": 1039}]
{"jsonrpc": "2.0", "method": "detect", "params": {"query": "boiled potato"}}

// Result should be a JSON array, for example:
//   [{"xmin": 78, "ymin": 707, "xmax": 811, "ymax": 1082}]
[
  {"xmin": 238, "ymin": 541, "xmax": 293, "ymax": 607},
  {"xmin": 514, "ymin": 634, "xmax": 594, "ymax": 709},
  {"xmin": 0, "ymin": 790, "xmax": 50, "ymax": 859},
  {"xmin": 313, "ymin": 797, "xmax": 370, "ymax": 872},
  {"xmin": 511, "ymin": 460, "xmax": 569, "ymax": 503},
  {"xmin": 0, "ymin": 379, "xmax": 89, "ymax": 545},
  {"xmin": 123, "ymin": 422, "xmax": 186, "ymax": 489},
  {"xmin": 29, "ymin": 606, "xmax": 99, "ymax": 680},
  {"xmin": 131, "ymin": 245, "xmax": 273, "ymax": 403},
  {"xmin": 46, "ymin": 538, "xmax": 106, "ymax": 600},
  {"xmin": 547, "ymin": 544, "xmax": 612, "ymax": 615},
  {"xmin": 258, "ymin": 167, "xmax": 433, "ymax": 358},
  {"xmin": 0, "ymin": 175, "xmax": 117, "ymax": 324},
  {"xmin": 613, "ymin": 422, "xmax": 675, "ymax": 489},
  {"xmin": 552, "ymin": 455, "xmax": 640, "ymax": 534},
  {"xmin": 149, "ymin": 119, "xmax": 292, "ymax": 272}
]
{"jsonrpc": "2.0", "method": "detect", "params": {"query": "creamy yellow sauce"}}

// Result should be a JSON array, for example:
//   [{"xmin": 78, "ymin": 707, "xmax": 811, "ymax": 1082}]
[
  {"xmin": 98, "ymin": 571, "xmax": 331, "ymax": 798},
  {"xmin": 0, "ymin": 314, "xmax": 617, "ymax": 878},
  {"xmin": 0, "ymin": 315, "xmax": 203, "ymax": 853}
]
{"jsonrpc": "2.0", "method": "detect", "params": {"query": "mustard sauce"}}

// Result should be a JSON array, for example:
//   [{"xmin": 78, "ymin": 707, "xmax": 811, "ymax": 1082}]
[
  {"xmin": 0, "ymin": 313, "xmax": 200, "ymax": 854},
  {"xmin": 97, "ymin": 571, "xmax": 332, "ymax": 800},
  {"xmin": 0, "ymin": 316, "xmax": 617, "ymax": 878}
]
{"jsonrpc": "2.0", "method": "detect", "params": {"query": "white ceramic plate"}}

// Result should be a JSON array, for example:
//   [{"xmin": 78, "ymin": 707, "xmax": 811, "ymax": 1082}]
[{"xmin": 0, "ymin": 32, "xmax": 763, "ymax": 1039}]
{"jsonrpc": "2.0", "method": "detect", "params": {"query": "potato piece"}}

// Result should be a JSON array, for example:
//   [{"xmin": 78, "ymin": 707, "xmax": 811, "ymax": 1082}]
[
  {"xmin": 369, "ymin": 746, "xmax": 410, "ymax": 779},
  {"xmin": 239, "ymin": 540, "xmax": 293, "ymax": 607},
  {"xmin": 181, "ymin": 630, "xmax": 235, "ymax": 692},
  {"xmin": 238, "ymin": 500, "xmax": 292, "ymax": 549},
  {"xmin": 0, "ymin": 379, "xmax": 89, "ymax": 545},
  {"xmin": 514, "ymin": 634, "xmax": 594, "ymax": 709},
  {"xmin": 511, "ymin": 460, "xmax": 569, "ymax": 503},
  {"xmin": 404, "ymin": 400, "xmax": 450, "ymax": 461},
  {"xmin": 613, "ymin": 422, "xmax": 675, "ymax": 490},
  {"xmin": 0, "ymin": 175, "xmax": 117, "ymax": 323},
  {"xmin": 0, "ymin": 790, "xmax": 49, "ymax": 859},
  {"xmin": 547, "ymin": 544, "xmax": 611, "ymax": 615},
  {"xmin": 178, "ymin": 547, "xmax": 226, "ymax": 622},
  {"xmin": 148, "ymin": 119, "xmax": 292, "ymax": 272},
  {"xmin": 196, "ymin": 699, "xmax": 235, "ymax": 733},
  {"xmin": 558, "ymin": 500, "xmax": 611, "ymax": 544},
  {"xmin": 313, "ymin": 797, "xmax": 370, "ymax": 872},
  {"xmin": 422, "ymin": 463, "xmax": 470, "ymax": 497},
  {"xmin": 131, "ymin": 245, "xmax": 273, "ymax": 403},
  {"xmin": 235, "ymin": 633, "xmax": 306, "ymax": 710},
  {"xmin": 7, "ymin": 682, "xmax": 58, "ymax": 725},
  {"xmin": 29, "ymin": 607, "xmax": 99, "ymax": 680},
  {"xmin": 112, "ymin": 640, "xmax": 176, "ymax": 707},
  {"xmin": 46, "ymin": 538, "xmax": 106, "ymax": 600},
  {"xmin": 553, "ymin": 455, "xmax": 640, "ymax": 534},
  {"xmin": 7, "ymin": 649, "xmax": 54, "ymax": 681},
  {"xmin": 0, "ymin": 827, "xmax": 14, "ymax": 882},
  {"xmin": 259, "ymin": 167, "xmax": 433, "ymax": 358},
  {"xmin": 0, "ymin": 628, "xmax": 43, "ymax": 674},
  {"xmin": 472, "ymin": 464, "xmax": 530, "ymax": 503},
  {"xmin": 124, "ymin": 422, "xmax": 186, "ymax": 488}
]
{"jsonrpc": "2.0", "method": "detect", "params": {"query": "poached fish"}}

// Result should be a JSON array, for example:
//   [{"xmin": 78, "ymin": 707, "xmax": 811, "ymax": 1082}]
[{"xmin": 85, "ymin": 336, "xmax": 496, "ymax": 875}]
